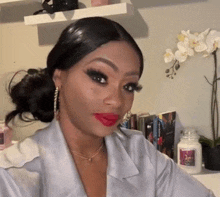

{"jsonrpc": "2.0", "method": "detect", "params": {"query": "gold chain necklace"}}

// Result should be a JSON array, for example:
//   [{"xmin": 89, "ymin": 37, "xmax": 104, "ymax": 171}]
[{"xmin": 71, "ymin": 143, "xmax": 104, "ymax": 162}]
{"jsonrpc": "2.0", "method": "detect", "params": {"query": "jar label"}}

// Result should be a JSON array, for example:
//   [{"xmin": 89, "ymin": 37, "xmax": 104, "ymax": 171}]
[
  {"xmin": 179, "ymin": 148, "xmax": 195, "ymax": 166},
  {"xmin": 0, "ymin": 133, "xmax": 4, "ymax": 144}
]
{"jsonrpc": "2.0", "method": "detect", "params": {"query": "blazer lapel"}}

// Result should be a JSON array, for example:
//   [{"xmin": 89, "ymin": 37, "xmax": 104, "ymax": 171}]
[
  {"xmin": 105, "ymin": 131, "xmax": 141, "ymax": 197},
  {"xmin": 41, "ymin": 121, "xmax": 142, "ymax": 197},
  {"xmin": 39, "ymin": 120, "xmax": 87, "ymax": 197}
]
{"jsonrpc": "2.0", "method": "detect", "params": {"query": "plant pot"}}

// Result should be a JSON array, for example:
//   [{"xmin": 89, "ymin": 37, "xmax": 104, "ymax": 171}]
[
  {"xmin": 202, "ymin": 144, "xmax": 220, "ymax": 171},
  {"xmin": 91, "ymin": 0, "xmax": 109, "ymax": 7}
]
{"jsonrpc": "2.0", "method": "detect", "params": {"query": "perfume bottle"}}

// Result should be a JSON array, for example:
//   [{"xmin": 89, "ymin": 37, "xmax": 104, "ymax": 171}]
[
  {"xmin": 0, "ymin": 121, "xmax": 13, "ymax": 150},
  {"xmin": 177, "ymin": 127, "xmax": 202, "ymax": 174}
]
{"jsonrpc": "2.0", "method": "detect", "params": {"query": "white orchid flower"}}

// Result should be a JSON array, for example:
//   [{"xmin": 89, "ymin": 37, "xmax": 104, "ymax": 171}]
[
  {"xmin": 164, "ymin": 28, "xmax": 218, "ymax": 79},
  {"xmin": 184, "ymin": 28, "xmax": 210, "ymax": 52},
  {"xmin": 177, "ymin": 30, "xmax": 191, "ymax": 42},
  {"xmin": 177, "ymin": 34, "xmax": 185, "ymax": 42},
  {"xmin": 175, "ymin": 50, "xmax": 187, "ymax": 63},
  {"xmin": 181, "ymin": 30, "xmax": 190, "ymax": 36},
  {"xmin": 175, "ymin": 40, "xmax": 194, "ymax": 63},
  {"xmin": 205, "ymin": 30, "xmax": 220, "ymax": 54},
  {"xmin": 164, "ymin": 49, "xmax": 175, "ymax": 63}
]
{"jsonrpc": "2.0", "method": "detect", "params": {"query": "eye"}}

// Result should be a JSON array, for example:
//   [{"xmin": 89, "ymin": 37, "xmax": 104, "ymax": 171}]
[
  {"xmin": 124, "ymin": 83, "xmax": 143, "ymax": 93},
  {"xmin": 86, "ymin": 69, "xmax": 108, "ymax": 84}
]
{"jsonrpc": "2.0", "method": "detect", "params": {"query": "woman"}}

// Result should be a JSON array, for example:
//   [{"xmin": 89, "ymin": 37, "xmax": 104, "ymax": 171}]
[{"xmin": 0, "ymin": 17, "xmax": 215, "ymax": 197}]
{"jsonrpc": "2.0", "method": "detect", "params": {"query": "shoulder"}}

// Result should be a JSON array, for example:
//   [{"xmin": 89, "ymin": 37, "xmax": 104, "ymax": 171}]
[
  {"xmin": 112, "ymin": 127, "xmax": 175, "ymax": 168},
  {"xmin": 114, "ymin": 127, "xmax": 151, "ymax": 144},
  {"xmin": 113, "ymin": 127, "xmax": 146, "ymax": 146},
  {"xmin": 118, "ymin": 127, "xmax": 143, "ymax": 136},
  {"xmin": 0, "ymin": 137, "xmax": 40, "ymax": 169},
  {"xmin": 0, "ymin": 123, "xmax": 52, "ymax": 169},
  {"xmin": 0, "ymin": 134, "xmax": 43, "ymax": 196},
  {"xmin": 0, "ymin": 136, "xmax": 43, "ymax": 196},
  {"xmin": 111, "ymin": 128, "xmax": 214, "ymax": 197}
]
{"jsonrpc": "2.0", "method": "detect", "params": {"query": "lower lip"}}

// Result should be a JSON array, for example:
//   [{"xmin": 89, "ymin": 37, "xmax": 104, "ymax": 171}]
[{"xmin": 94, "ymin": 113, "xmax": 119, "ymax": 127}]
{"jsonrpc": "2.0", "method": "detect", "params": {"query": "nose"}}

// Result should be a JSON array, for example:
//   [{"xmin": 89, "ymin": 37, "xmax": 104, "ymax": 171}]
[{"xmin": 103, "ymin": 86, "xmax": 124, "ymax": 109}]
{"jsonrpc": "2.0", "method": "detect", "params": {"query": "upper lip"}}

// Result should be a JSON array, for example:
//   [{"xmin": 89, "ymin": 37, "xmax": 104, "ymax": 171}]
[{"xmin": 94, "ymin": 113, "xmax": 120, "ymax": 121}]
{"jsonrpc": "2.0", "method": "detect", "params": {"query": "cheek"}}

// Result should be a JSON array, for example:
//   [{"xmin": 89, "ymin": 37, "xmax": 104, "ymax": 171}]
[
  {"xmin": 126, "ymin": 95, "xmax": 134, "ymax": 110},
  {"xmin": 84, "ymin": 85, "xmax": 100, "ymax": 99},
  {"xmin": 65, "ymin": 80, "xmax": 101, "ymax": 110}
]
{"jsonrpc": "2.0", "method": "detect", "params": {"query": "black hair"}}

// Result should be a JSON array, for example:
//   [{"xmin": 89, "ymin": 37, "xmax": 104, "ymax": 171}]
[
  {"xmin": 47, "ymin": 17, "xmax": 143, "ymax": 77},
  {"xmin": 5, "ymin": 68, "xmax": 55, "ymax": 124},
  {"xmin": 5, "ymin": 17, "xmax": 144, "ymax": 125}
]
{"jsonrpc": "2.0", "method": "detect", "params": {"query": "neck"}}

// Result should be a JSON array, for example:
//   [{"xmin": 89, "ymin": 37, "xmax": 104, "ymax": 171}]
[{"xmin": 58, "ymin": 116, "xmax": 104, "ymax": 157}]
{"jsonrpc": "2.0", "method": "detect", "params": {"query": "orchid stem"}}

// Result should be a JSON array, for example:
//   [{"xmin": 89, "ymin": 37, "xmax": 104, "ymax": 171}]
[
  {"xmin": 204, "ymin": 76, "xmax": 212, "ymax": 86},
  {"xmin": 211, "ymin": 50, "xmax": 219, "ymax": 143},
  {"xmin": 167, "ymin": 60, "xmax": 179, "ymax": 78}
]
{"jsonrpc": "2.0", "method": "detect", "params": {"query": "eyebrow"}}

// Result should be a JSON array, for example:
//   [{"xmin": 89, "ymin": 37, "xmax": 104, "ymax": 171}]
[
  {"xmin": 88, "ymin": 57, "xmax": 140, "ymax": 77},
  {"xmin": 124, "ymin": 71, "xmax": 140, "ymax": 77}
]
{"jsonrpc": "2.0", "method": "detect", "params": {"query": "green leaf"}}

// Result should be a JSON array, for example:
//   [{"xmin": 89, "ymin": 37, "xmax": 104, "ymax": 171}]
[
  {"xmin": 214, "ymin": 137, "xmax": 220, "ymax": 146},
  {"xmin": 199, "ymin": 135, "xmax": 214, "ymax": 148}
]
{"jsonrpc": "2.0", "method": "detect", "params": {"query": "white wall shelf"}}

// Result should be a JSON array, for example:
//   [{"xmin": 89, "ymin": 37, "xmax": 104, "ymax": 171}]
[
  {"xmin": 24, "ymin": 3, "xmax": 134, "ymax": 26},
  {"xmin": 0, "ymin": 0, "xmax": 40, "ymax": 6}
]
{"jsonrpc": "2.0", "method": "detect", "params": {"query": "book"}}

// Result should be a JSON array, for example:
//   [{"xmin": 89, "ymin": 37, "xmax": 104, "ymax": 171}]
[
  {"xmin": 137, "ymin": 111, "xmax": 176, "ymax": 159},
  {"xmin": 130, "ymin": 114, "xmax": 138, "ymax": 130},
  {"xmin": 157, "ymin": 111, "xmax": 176, "ymax": 159}
]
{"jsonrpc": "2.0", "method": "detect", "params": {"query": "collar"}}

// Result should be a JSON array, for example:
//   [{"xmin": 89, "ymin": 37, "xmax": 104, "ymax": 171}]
[
  {"xmin": 105, "ymin": 131, "xmax": 139, "ymax": 180},
  {"xmin": 41, "ymin": 119, "xmax": 140, "ymax": 197}
]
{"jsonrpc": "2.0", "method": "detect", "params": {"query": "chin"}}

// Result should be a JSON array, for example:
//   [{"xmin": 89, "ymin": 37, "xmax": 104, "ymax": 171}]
[{"xmin": 95, "ymin": 125, "xmax": 118, "ymax": 137}]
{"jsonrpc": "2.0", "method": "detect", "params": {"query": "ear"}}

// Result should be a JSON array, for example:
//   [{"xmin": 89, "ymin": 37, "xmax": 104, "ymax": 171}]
[{"xmin": 53, "ymin": 69, "xmax": 62, "ymax": 88}]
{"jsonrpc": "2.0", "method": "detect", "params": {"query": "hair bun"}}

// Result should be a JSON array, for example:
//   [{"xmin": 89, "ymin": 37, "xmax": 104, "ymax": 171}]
[
  {"xmin": 5, "ymin": 68, "xmax": 55, "ymax": 124},
  {"xmin": 27, "ymin": 68, "xmax": 39, "ymax": 75}
]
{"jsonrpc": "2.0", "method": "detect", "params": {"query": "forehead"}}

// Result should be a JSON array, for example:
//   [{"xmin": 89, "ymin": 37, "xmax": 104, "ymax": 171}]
[{"xmin": 76, "ymin": 41, "xmax": 141, "ymax": 72}]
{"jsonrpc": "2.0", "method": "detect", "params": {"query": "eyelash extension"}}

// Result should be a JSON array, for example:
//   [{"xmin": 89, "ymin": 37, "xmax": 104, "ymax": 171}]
[
  {"xmin": 85, "ymin": 68, "xmax": 143, "ymax": 92},
  {"xmin": 125, "ymin": 83, "xmax": 143, "ymax": 93},
  {"xmin": 135, "ymin": 84, "xmax": 143, "ymax": 92},
  {"xmin": 86, "ymin": 68, "xmax": 108, "ymax": 84}
]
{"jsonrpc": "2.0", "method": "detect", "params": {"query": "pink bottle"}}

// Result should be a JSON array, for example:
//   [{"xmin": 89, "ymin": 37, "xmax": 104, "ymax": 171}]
[
  {"xmin": 0, "ymin": 121, "xmax": 13, "ymax": 150},
  {"xmin": 91, "ymin": 0, "xmax": 109, "ymax": 7}
]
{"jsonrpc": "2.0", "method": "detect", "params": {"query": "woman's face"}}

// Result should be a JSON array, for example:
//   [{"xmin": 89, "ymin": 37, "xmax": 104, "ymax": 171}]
[{"xmin": 53, "ymin": 41, "xmax": 141, "ymax": 138}]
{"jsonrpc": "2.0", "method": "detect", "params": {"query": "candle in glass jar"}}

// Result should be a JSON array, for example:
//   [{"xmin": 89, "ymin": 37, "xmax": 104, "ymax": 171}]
[{"xmin": 177, "ymin": 128, "xmax": 202, "ymax": 174}]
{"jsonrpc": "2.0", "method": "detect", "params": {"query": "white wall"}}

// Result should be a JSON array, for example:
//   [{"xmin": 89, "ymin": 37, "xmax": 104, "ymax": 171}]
[
  {"xmin": 130, "ymin": 0, "xmax": 220, "ymax": 143},
  {"xmin": 0, "ymin": 0, "xmax": 220, "ymax": 143}
]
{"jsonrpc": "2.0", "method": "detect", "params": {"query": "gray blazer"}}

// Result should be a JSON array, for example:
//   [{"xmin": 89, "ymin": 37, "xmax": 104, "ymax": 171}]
[{"xmin": 0, "ymin": 119, "xmax": 215, "ymax": 197}]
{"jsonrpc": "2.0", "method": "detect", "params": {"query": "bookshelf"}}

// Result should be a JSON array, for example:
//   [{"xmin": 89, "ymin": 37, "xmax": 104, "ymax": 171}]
[{"xmin": 24, "ymin": 3, "xmax": 134, "ymax": 26}]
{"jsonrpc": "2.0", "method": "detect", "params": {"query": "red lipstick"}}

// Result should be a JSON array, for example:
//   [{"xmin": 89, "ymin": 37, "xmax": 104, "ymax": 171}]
[{"xmin": 94, "ymin": 113, "xmax": 119, "ymax": 127}]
